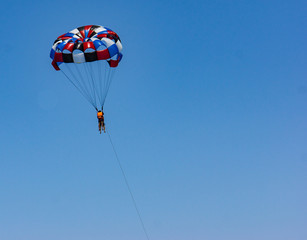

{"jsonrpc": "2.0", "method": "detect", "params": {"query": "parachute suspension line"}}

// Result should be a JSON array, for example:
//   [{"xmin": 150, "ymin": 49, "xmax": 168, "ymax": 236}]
[
  {"xmin": 106, "ymin": 131, "xmax": 151, "ymax": 240},
  {"xmin": 96, "ymin": 60, "xmax": 103, "ymax": 110},
  {"xmin": 71, "ymin": 63, "xmax": 94, "ymax": 103},
  {"xmin": 89, "ymin": 61, "xmax": 103, "ymax": 108},
  {"xmin": 87, "ymin": 62, "xmax": 102, "ymax": 108},
  {"xmin": 98, "ymin": 60, "xmax": 105, "ymax": 110},
  {"xmin": 102, "ymin": 62, "xmax": 109, "ymax": 106},
  {"xmin": 60, "ymin": 69, "xmax": 97, "ymax": 110},
  {"xmin": 102, "ymin": 61, "xmax": 109, "ymax": 108},
  {"xmin": 105, "ymin": 67, "xmax": 112, "ymax": 100},
  {"xmin": 66, "ymin": 63, "xmax": 97, "ymax": 110},
  {"xmin": 103, "ymin": 68, "xmax": 116, "ymax": 106},
  {"xmin": 64, "ymin": 64, "xmax": 93, "ymax": 104},
  {"xmin": 83, "ymin": 63, "xmax": 98, "ymax": 108},
  {"xmin": 102, "ymin": 66, "xmax": 116, "ymax": 106},
  {"xmin": 106, "ymin": 68, "xmax": 116, "ymax": 100}
]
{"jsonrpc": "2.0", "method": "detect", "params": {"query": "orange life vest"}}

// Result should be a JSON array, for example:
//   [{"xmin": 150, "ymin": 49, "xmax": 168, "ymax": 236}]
[{"xmin": 97, "ymin": 111, "xmax": 104, "ymax": 119}]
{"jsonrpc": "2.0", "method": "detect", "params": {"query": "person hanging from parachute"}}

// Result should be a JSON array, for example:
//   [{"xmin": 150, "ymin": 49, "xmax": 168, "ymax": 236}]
[
  {"xmin": 49, "ymin": 25, "xmax": 123, "ymax": 133},
  {"xmin": 97, "ymin": 109, "xmax": 105, "ymax": 133}
]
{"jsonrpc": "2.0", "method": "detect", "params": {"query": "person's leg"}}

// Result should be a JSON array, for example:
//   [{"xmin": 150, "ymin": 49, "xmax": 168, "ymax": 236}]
[{"xmin": 99, "ymin": 121, "xmax": 102, "ymax": 133}]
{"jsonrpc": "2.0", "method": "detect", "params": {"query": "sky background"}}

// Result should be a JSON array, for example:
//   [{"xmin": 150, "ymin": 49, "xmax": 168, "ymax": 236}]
[{"xmin": 0, "ymin": 0, "xmax": 306, "ymax": 239}]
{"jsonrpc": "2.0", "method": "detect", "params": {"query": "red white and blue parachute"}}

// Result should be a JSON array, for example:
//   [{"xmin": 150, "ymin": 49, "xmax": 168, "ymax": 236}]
[{"xmin": 50, "ymin": 25, "xmax": 123, "ymax": 110}]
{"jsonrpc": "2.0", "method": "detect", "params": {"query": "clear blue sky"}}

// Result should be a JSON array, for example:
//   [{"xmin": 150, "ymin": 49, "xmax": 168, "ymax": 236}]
[{"xmin": 0, "ymin": 0, "xmax": 306, "ymax": 239}]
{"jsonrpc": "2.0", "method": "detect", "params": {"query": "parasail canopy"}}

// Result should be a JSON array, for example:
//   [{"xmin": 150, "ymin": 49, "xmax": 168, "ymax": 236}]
[{"xmin": 50, "ymin": 25, "xmax": 123, "ymax": 110}]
